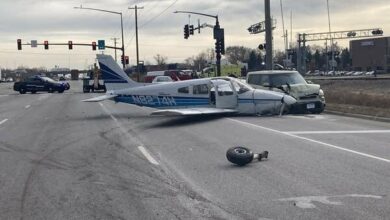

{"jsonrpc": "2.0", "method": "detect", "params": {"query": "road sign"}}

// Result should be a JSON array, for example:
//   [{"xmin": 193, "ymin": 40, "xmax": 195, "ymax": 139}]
[
  {"xmin": 31, "ymin": 40, "xmax": 37, "ymax": 48},
  {"xmin": 98, "ymin": 40, "xmax": 105, "ymax": 50}
]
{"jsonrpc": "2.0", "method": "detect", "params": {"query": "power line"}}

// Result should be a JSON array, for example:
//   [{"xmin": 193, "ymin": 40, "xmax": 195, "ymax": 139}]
[{"xmin": 139, "ymin": 0, "xmax": 179, "ymax": 28}]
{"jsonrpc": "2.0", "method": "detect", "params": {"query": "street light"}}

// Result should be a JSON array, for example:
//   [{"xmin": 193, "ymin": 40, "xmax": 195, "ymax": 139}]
[{"xmin": 74, "ymin": 5, "xmax": 125, "ymax": 69}]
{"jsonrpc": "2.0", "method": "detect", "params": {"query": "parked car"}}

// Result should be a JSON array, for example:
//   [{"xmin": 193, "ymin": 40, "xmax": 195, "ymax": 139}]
[
  {"xmin": 144, "ymin": 70, "xmax": 192, "ymax": 83},
  {"xmin": 246, "ymin": 70, "xmax": 326, "ymax": 114},
  {"xmin": 59, "ymin": 81, "xmax": 70, "ymax": 90},
  {"xmin": 13, "ymin": 75, "xmax": 66, "ymax": 94},
  {"xmin": 152, "ymin": 76, "xmax": 174, "ymax": 83}
]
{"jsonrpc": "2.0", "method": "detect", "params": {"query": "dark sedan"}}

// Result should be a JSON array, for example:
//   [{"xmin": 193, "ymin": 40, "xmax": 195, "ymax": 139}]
[{"xmin": 14, "ymin": 75, "xmax": 66, "ymax": 94}]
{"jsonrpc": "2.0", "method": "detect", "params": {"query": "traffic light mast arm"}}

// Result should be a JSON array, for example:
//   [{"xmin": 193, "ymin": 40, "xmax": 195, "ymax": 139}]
[
  {"xmin": 19, "ymin": 42, "xmax": 122, "ymax": 50},
  {"xmin": 300, "ymin": 28, "xmax": 384, "ymax": 42},
  {"xmin": 174, "ymin": 11, "xmax": 217, "ymax": 20}
]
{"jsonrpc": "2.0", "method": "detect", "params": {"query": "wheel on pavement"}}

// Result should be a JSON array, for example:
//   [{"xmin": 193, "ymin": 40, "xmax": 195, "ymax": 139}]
[
  {"xmin": 226, "ymin": 146, "xmax": 254, "ymax": 166},
  {"xmin": 19, "ymin": 88, "xmax": 27, "ymax": 94},
  {"xmin": 48, "ymin": 87, "xmax": 54, "ymax": 93}
]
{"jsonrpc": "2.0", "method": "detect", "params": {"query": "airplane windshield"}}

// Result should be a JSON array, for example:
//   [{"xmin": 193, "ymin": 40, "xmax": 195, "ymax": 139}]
[{"xmin": 230, "ymin": 79, "xmax": 252, "ymax": 94}]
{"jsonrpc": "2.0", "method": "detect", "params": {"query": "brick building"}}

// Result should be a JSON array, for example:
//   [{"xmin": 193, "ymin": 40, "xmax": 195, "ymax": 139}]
[{"xmin": 350, "ymin": 36, "xmax": 390, "ymax": 73}]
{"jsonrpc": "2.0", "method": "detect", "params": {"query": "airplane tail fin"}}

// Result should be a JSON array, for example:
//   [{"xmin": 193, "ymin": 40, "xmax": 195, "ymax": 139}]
[{"xmin": 96, "ymin": 54, "xmax": 140, "ymax": 91}]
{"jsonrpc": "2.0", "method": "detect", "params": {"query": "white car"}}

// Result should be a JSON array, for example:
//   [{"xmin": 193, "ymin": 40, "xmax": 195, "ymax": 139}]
[{"xmin": 152, "ymin": 76, "xmax": 174, "ymax": 83}]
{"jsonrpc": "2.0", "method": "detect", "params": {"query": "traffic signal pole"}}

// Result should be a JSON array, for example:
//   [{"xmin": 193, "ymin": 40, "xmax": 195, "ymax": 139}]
[
  {"xmin": 129, "ymin": 5, "xmax": 144, "ymax": 82},
  {"xmin": 174, "ymin": 11, "xmax": 224, "ymax": 76},
  {"xmin": 265, "ymin": 0, "xmax": 273, "ymax": 70},
  {"xmin": 214, "ymin": 17, "xmax": 222, "ymax": 77}
]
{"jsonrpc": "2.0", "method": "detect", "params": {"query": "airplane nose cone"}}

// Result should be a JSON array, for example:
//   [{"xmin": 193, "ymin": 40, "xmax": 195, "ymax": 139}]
[{"xmin": 283, "ymin": 95, "xmax": 296, "ymax": 105}]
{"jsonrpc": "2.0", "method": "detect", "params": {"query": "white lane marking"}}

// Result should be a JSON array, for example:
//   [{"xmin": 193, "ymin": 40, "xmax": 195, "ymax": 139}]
[
  {"xmin": 99, "ymin": 103, "xmax": 159, "ymax": 166},
  {"xmin": 138, "ymin": 146, "xmax": 159, "ymax": 165},
  {"xmin": 100, "ymin": 102, "xmax": 118, "ymax": 122},
  {"xmin": 287, "ymin": 130, "xmax": 390, "ymax": 135},
  {"xmin": 228, "ymin": 118, "xmax": 390, "ymax": 163},
  {"xmin": 25, "ymin": 105, "xmax": 31, "ymax": 109},
  {"xmin": 278, "ymin": 194, "xmax": 383, "ymax": 209},
  {"xmin": 0, "ymin": 119, "xmax": 8, "ymax": 125}
]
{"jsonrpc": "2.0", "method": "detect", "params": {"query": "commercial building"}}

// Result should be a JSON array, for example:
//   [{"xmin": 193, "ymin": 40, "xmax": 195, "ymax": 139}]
[{"xmin": 350, "ymin": 36, "xmax": 390, "ymax": 73}]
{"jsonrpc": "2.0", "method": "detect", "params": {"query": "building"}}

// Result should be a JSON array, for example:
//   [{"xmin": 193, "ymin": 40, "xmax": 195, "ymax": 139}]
[{"xmin": 350, "ymin": 37, "xmax": 390, "ymax": 73}]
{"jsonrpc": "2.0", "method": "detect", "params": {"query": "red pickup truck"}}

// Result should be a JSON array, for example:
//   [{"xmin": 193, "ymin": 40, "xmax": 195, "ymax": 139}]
[{"xmin": 144, "ymin": 70, "xmax": 192, "ymax": 83}]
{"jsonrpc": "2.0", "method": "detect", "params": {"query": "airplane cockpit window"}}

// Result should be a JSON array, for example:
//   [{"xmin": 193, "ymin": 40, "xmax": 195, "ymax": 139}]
[
  {"xmin": 231, "ymin": 80, "xmax": 251, "ymax": 94},
  {"xmin": 217, "ymin": 84, "xmax": 234, "ymax": 96},
  {"xmin": 178, "ymin": 86, "xmax": 189, "ymax": 94},
  {"xmin": 193, "ymin": 84, "xmax": 209, "ymax": 95}
]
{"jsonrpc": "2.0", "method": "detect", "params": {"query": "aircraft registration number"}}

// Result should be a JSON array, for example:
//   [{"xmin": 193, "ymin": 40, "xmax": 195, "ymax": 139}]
[{"xmin": 132, "ymin": 95, "xmax": 177, "ymax": 106}]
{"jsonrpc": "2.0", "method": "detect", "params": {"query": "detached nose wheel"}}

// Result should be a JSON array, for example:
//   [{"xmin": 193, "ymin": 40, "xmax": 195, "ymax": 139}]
[{"xmin": 226, "ymin": 146, "xmax": 268, "ymax": 166}]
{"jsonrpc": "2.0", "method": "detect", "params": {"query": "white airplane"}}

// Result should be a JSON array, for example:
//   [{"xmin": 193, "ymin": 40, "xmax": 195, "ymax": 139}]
[{"xmin": 83, "ymin": 54, "xmax": 296, "ymax": 116}]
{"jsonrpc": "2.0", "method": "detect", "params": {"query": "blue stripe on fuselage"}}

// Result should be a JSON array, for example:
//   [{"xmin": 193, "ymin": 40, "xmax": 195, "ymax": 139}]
[
  {"xmin": 114, "ymin": 95, "xmax": 210, "ymax": 108},
  {"xmin": 113, "ymin": 95, "xmax": 279, "ymax": 108}
]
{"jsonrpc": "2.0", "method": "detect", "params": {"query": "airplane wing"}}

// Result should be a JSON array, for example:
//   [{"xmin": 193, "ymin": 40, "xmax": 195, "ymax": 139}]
[
  {"xmin": 82, "ymin": 94, "xmax": 117, "ymax": 102},
  {"xmin": 151, "ymin": 108, "xmax": 238, "ymax": 116}
]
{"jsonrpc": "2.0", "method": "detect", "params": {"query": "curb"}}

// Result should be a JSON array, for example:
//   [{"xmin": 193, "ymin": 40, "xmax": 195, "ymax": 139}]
[{"xmin": 325, "ymin": 110, "xmax": 390, "ymax": 123}]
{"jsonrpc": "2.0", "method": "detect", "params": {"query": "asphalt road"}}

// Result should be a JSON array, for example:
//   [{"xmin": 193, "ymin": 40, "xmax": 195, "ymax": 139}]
[{"xmin": 1, "ymin": 81, "xmax": 390, "ymax": 220}]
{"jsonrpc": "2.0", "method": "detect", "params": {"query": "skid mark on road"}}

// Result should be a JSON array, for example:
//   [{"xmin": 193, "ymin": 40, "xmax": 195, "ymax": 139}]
[{"xmin": 228, "ymin": 118, "xmax": 390, "ymax": 163}]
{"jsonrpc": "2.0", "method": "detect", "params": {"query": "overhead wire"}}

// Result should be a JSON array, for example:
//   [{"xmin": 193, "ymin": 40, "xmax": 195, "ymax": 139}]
[{"xmin": 139, "ymin": 0, "xmax": 179, "ymax": 28}]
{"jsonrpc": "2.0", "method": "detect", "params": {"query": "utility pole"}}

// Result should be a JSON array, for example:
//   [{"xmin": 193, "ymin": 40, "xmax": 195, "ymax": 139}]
[
  {"xmin": 265, "ymin": 0, "xmax": 273, "ymax": 70},
  {"xmin": 129, "ymin": 5, "xmax": 144, "ymax": 82},
  {"xmin": 111, "ymin": 37, "xmax": 119, "ymax": 62}
]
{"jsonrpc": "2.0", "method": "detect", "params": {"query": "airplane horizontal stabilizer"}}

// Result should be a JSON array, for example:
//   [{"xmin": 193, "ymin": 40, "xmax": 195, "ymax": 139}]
[
  {"xmin": 82, "ymin": 94, "xmax": 117, "ymax": 102},
  {"xmin": 151, "ymin": 108, "xmax": 238, "ymax": 116}
]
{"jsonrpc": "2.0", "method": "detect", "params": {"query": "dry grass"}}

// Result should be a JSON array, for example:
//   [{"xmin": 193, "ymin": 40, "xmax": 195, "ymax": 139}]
[{"xmin": 313, "ymin": 79, "xmax": 390, "ymax": 118}]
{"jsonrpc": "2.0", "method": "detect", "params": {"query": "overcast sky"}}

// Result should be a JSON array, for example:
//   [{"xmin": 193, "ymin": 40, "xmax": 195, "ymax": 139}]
[{"xmin": 0, "ymin": 0, "xmax": 389, "ymax": 69}]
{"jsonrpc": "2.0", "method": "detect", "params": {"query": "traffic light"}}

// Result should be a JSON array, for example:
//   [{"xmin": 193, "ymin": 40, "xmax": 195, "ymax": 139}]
[
  {"xmin": 44, "ymin": 40, "xmax": 49, "ymax": 50},
  {"xmin": 189, "ymin": 25, "xmax": 194, "ymax": 35},
  {"xmin": 125, "ymin": 56, "xmax": 129, "ymax": 65},
  {"xmin": 258, "ymin": 44, "xmax": 266, "ymax": 50},
  {"xmin": 372, "ymin": 29, "xmax": 383, "ymax": 35},
  {"xmin": 215, "ymin": 41, "xmax": 221, "ymax": 54},
  {"xmin": 184, "ymin": 24, "xmax": 189, "ymax": 39},
  {"xmin": 68, "ymin": 41, "xmax": 73, "ymax": 50},
  {"xmin": 220, "ymin": 36, "xmax": 225, "ymax": 55},
  {"xmin": 215, "ymin": 37, "xmax": 225, "ymax": 55},
  {"xmin": 121, "ymin": 55, "xmax": 124, "ymax": 64},
  {"xmin": 92, "ymin": 42, "xmax": 96, "ymax": 51},
  {"xmin": 17, "ymin": 39, "xmax": 22, "ymax": 50}
]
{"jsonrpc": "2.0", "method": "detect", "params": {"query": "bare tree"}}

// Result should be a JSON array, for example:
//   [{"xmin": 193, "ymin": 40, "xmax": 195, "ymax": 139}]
[
  {"xmin": 154, "ymin": 54, "xmax": 168, "ymax": 66},
  {"xmin": 225, "ymin": 46, "xmax": 252, "ymax": 64}
]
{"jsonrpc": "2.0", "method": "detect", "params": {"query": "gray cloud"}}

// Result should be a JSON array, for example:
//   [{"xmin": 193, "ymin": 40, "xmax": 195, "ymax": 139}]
[{"xmin": 0, "ymin": 0, "xmax": 389, "ymax": 69}]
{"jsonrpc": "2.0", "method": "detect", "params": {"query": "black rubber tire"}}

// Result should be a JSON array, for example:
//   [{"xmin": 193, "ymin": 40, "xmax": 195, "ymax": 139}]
[
  {"xmin": 48, "ymin": 87, "xmax": 54, "ymax": 93},
  {"xmin": 58, "ymin": 89, "xmax": 64, "ymax": 93},
  {"xmin": 226, "ymin": 146, "xmax": 254, "ymax": 166},
  {"xmin": 31, "ymin": 90, "xmax": 37, "ymax": 94},
  {"xmin": 83, "ymin": 86, "xmax": 89, "ymax": 93},
  {"xmin": 19, "ymin": 88, "xmax": 26, "ymax": 94}
]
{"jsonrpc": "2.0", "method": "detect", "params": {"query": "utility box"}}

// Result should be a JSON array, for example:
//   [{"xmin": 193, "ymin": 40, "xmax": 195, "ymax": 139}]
[{"xmin": 71, "ymin": 69, "xmax": 79, "ymax": 80}]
